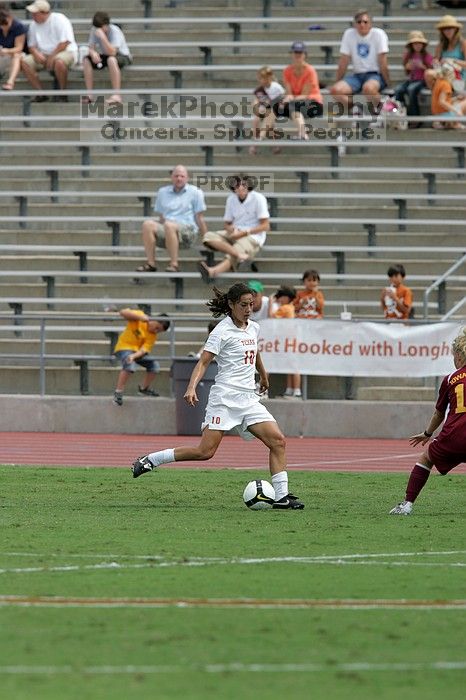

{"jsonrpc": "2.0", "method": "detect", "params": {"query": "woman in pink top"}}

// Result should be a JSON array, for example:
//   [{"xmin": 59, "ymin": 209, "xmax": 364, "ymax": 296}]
[{"xmin": 280, "ymin": 40, "xmax": 323, "ymax": 140}]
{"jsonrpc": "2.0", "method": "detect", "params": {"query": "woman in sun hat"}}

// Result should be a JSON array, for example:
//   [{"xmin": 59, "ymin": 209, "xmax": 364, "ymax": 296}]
[
  {"xmin": 394, "ymin": 30, "xmax": 433, "ymax": 123},
  {"xmin": 425, "ymin": 15, "xmax": 466, "ymax": 87}
]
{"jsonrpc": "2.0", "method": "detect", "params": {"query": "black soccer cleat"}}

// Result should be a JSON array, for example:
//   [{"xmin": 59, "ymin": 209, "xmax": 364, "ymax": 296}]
[
  {"xmin": 131, "ymin": 455, "xmax": 154, "ymax": 478},
  {"xmin": 273, "ymin": 494, "xmax": 305, "ymax": 510}
]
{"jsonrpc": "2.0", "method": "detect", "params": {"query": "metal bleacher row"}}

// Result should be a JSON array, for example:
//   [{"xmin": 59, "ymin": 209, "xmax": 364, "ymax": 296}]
[{"xmin": 1, "ymin": 0, "xmax": 465, "ymax": 399}]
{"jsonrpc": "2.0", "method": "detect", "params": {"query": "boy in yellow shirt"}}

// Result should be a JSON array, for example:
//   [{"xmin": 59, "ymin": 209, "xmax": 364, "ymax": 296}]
[{"xmin": 113, "ymin": 308, "xmax": 170, "ymax": 405}]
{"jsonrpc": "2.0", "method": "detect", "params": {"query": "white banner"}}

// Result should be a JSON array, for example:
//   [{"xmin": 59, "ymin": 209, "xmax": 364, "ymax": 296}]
[{"xmin": 258, "ymin": 320, "xmax": 463, "ymax": 377}]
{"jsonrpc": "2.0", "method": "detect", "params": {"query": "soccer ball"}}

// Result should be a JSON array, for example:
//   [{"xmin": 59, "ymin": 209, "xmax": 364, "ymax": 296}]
[{"xmin": 243, "ymin": 479, "xmax": 275, "ymax": 510}]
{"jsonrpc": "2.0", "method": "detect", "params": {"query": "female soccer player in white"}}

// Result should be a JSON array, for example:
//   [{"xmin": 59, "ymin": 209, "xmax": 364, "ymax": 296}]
[{"xmin": 132, "ymin": 282, "xmax": 304, "ymax": 509}]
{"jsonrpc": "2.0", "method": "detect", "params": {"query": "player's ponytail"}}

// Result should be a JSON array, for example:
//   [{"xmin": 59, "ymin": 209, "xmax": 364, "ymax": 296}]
[
  {"xmin": 452, "ymin": 328, "xmax": 466, "ymax": 364},
  {"xmin": 207, "ymin": 283, "xmax": 252, "ymax": 317}
]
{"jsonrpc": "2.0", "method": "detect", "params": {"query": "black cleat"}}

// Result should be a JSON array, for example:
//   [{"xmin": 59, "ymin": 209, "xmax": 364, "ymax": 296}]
[
  {"xmin": 131, "ymin": 455, "xmax": 154, "ymax": 478},
  {"xmin": 273, "ymin": 493, "xmax": 305, "ymax": 510},
  {"xmin": 138, "ymin": 386, "xmax": 159, "ymax": 397}
]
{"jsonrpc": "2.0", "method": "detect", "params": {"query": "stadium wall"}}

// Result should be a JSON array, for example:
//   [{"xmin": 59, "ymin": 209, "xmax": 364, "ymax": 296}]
[{"xmin": 1, "ymin": 396, "xmax": 432, "ymax": 439}]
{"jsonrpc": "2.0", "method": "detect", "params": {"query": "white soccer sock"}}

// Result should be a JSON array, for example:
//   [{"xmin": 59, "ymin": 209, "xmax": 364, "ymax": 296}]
[
  {"xmin": 272, "ymin": 471, "xmax": 288, "ymax": 501},
  {"xmin": 147, "ymin": 448, "xmax": 175, "ymax": 467}
]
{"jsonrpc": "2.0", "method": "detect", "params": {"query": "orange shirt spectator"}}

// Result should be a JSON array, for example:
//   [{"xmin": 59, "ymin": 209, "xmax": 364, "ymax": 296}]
[
  {"xmin": 431, "ymin": 77, "xmax": 453, "ymax": 114},
  {"xmin": 293, "ymin": 269, "xmax": 325, "ymax": 319},
  {"xmin": 381, "ymin": 264, "xmax": 413, "ymax": 320},
  {"xmin": 283, "ymin": 63, "xmax": 322, "ymax": 103}
]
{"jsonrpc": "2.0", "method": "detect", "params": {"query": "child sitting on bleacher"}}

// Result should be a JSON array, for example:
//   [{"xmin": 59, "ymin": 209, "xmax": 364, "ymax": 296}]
[
  {"xmin": 82, "ymin": 11, "xmax": 132, "ymax": 105},
  {"xmin": 249, "ymin": 65, "xmax": 285, "ymax": 155},
  {"xmin": 394, "ymin": 31, "xmax": 433, "ymax": 126},
  {"xmin": 431, "ymin": 60, "xmax": 466, "ymax": 130}
]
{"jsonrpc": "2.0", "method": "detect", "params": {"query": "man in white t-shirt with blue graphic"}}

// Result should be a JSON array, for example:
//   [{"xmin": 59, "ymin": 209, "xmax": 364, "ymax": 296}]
[
  {"xmin": 198, "ymin": 174, "xmax": 270, "ymax": 283},
  {"xmin": 330, "ymin": 8, "xmax": 390, "ymax": 109}
]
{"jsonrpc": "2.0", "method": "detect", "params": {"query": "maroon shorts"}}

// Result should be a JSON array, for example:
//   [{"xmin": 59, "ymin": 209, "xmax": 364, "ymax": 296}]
[{"xmin": 428, "ymin": 437, "xmax": 465, "ymax": 475}]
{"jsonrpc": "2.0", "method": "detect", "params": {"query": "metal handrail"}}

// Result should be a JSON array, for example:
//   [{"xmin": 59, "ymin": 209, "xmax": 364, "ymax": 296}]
[
  {"xmin": 441, "ymin": 297, "xmax": 466, "ymax": 322},
  {"xmin": 423, "ymin": 254, "xmax": 466, "ymax": 320}
]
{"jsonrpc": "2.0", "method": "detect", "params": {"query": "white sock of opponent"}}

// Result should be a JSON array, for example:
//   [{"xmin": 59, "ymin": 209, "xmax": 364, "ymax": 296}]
[
  {"xmin": 272, "ymin": 471, "xmax": 288, "ymax": 501},
  {"xmin": 147, "ymin": 449, "xmax": 175, "ymax": 467}
]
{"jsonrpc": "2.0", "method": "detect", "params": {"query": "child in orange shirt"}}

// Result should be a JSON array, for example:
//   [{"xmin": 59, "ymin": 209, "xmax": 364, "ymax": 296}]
[
  {"xmin": 380, "ymin": 264, "xmax": 413, "ymax": 320},
  {"xmin": 293, "ymin": 268, "xmax": 325, "ymax": 319},
  {"xmin": 268, "ymin": 286, "xmax": 299, "ymax": 398},
  {"xmin": 281, "ymin": 269, "xmax": 326, "ymax": 399},
  {"xmin": 431, "ymin": 61, "xmax": 466, "ymax": 130}
]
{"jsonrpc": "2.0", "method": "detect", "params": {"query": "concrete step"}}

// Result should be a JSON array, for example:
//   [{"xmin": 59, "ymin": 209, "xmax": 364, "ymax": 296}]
[{"xmin": 356, "ymin": 386, "xmax": 437, "ymax": 402}]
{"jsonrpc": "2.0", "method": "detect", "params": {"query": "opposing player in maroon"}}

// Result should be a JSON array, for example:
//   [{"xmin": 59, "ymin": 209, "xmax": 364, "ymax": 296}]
[{"xmin": 390, "ymin": 327, "xmax": 466, "ymax": 515}]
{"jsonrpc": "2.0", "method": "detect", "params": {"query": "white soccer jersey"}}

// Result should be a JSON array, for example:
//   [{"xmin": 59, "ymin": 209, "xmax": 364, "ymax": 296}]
[{"xmin": 203, "ymin": 315, "xmax": 259, "ymax": 391}]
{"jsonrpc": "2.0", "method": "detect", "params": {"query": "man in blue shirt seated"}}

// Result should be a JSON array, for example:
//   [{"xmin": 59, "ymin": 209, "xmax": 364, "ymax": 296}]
[
  {"xmin": 0, "ymin": 3, "xmax": 27, "ymax": 91},
  {"xmin": 136, "ymin": 164, "xmax": 208, "ymax": 273}
]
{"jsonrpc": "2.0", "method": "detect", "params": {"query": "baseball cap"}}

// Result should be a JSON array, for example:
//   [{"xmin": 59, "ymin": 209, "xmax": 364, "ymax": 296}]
[
  {"xmin": 248, "ymin": 280, "xmax": 264, "ymax": 293},
  {"xmin": 26, "ymin": 1, "xmax": 50, "ymax": 13},
  {"xmin": 290, "ymin": 40, "xmax": 306, "ymax": 53}
]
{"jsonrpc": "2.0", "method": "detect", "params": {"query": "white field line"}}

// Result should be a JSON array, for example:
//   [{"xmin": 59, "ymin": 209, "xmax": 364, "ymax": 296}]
[
  {"xmin": 2, "ymin": 549, "xmax": 466, "ymax": 560},
  {"xmin": 0, "ymin": 661, "xmax": 465, "ymax": 675},
  {"xmin": 1, "ymin": 595, "xmax": 466, "ymax": 610},
  {"xmin": 0, "ymin": 551, "xmax": 465, "ymax": 575},
  {"xmin": 1, "ymin": 560, "xmax": 466, "ymax": 576}
]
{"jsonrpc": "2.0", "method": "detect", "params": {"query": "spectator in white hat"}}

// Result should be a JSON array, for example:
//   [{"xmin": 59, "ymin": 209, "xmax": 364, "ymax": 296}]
[{"xmin": 21, "ymin": 0, "xmax": 77, "ymax": 102}]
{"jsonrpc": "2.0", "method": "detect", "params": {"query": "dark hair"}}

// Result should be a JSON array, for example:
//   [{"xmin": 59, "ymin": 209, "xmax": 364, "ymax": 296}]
[
  {"xmin": 156, "ymin": 312, "xmax": 170, "ymax": 331},
  {"xmin": 227, "ymin": 174, "xmax": 255, "ymax": 191},
  {"xmin": 207, "ymin": 283, "xmax": 252, "ymax": 318},
  {"xmin": 275, "ymin": 285, "xmax": 296, "ymax": 301},
  {"xmin": 92, "ymin": 11, "xmax": 110, "ymax": 28},
  {"xmin": 302, "ymin": 268, "xmax": 320, "ymax": 282},
  {"xmin": 439, "ymin": 29, "xmax": 461, "ymax": 52},
  {"xmin": 387, "ymin": 264, "xmax": 406, "ymax": 278}
]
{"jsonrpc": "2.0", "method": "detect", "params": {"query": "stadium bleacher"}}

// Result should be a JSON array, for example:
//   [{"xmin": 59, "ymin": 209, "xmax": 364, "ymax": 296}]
[{"xmin": 0, "ymin": 0, "xmax": 465, "ymax": 403}]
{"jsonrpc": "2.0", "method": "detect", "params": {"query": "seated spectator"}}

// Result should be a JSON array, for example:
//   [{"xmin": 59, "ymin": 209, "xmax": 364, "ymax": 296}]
[
  {"xmin": 380, "ymin": 264, "xmax": 413, "ymax": 321},
  {"xmin": 198, "ymin": 174, "xmax": 270, "ymax": 282},
  {"xmin": 286, "ymin": 269, "xmax": 325, "ymax": 399},
  {"xmin": 249, "ymin": 65, "xmax": 285, "ymax": 155},
  {"xmin": 113, "ymin": 308, "xmax": 170, "ymax": 406},
  {"xmin": 0, "ymin": 2, "xmax": 27, "ymax": 91},
  {"xmin": 268, "ymin": 285, "xmax": 296, "ymax": 319},
  {"xmin": 268, "ymin": 286, "xmax": 301, "ymax": 399},
  {"xmin": 431, "ymin": 61, "xmax": 466, "ymax": 129},
  {"xmin": 248, "ymin": 279, "xmax": 270, "ymax": 322},
  {"xmin": 293, "ymin": 268, "xmax": 325, "ymax": 319},
  {"xmin": 82, "ymin": 11, "xmax": 132, "ymax": 105},
  {"xmin": 394, "ymin": 31, "xmax": 433, "ymax": 126},
  {"xmin": 330, "ymin": 9, "xmax": 390, "ymax": 112},
  {"xmin": 21, "ymin": 0, "xmax": 77, "ymax": 102},
  {"xmin": 425, "ymin": 14, "xmax": 466, "ymax": 88},
  {"xmin": 278, "ymin": 40, "xmax": 323, "ymax": 139},
  {"xmin": 136, "ymin": 165, "xmax": 207, "ymax": 273}
]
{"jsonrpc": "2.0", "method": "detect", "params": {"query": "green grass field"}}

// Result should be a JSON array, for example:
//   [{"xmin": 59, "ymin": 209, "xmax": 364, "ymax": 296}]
[{"xmin": 1, "ymin": 465, "xmax": 465, "ymax": 700}]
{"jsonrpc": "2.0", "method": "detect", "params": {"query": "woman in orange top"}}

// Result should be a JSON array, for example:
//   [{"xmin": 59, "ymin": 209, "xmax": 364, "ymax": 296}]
[
  {"xmin": 280, "ymin": 40, "xmax": 323, "ymax": 140},
  {"xmin": 431, "ymin": 62, "xmax": 466, "ymax": 130}
]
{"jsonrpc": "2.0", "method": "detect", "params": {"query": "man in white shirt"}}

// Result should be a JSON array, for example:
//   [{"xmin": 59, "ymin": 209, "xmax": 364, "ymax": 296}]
[
  {"xmin": 330, "ymin": 8, "xmax": 390, "ymax": 109},
  {"xmin": 21, "ymin": 0, "xmax": 77, "ymax": 102},
  {"xmin": 198, "ymin": 175, "xmax": 270, "ymax": 283}
]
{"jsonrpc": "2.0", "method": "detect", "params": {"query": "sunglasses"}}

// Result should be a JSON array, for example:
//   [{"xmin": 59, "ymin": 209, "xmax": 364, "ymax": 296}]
[{"xmin": 356, "ymin": 19, "xmax": 369, "ymax": 24}]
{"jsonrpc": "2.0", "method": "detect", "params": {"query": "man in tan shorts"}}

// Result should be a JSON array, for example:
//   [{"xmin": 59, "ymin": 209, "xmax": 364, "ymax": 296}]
[
  {"xmin": 21, "ymin": 0, "xmax": 77, "ymax": 102},
  {"xmin": 198, "ymin": 174, "xmax": 270, "ymax": 283}
]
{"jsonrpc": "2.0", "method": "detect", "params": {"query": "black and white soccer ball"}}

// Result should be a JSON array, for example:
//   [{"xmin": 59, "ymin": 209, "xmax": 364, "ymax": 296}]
[{"xmin": 243, "ymin": 479, "xmax": 275, "ymax": 510}]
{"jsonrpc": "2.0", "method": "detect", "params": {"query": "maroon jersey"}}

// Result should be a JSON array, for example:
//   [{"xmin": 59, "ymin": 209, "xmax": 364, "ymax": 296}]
[{"xmin": 435, "ymin": 364, "xmax": 466, "ymax": 451}]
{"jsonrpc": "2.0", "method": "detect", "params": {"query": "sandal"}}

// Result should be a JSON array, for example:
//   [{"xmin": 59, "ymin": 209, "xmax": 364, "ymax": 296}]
[
  {"xmin": 2, "ymin": 82, "xmax": 14, "ymax": 91},
  {"xmin": 81, "ymin": 95, "xmax": 93, "ymax": 104},
  {"xmin": 165, "ymin": 263, "xmax": 179, "ymax": 272},
  {"xmin": 197, "ymin": 260, "xmax": 212, "ymax": 284},
  {"xmin": 135, "ymin": 262, "xmax": 157, "ymax": 272}
]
